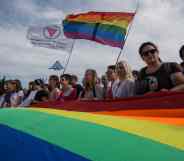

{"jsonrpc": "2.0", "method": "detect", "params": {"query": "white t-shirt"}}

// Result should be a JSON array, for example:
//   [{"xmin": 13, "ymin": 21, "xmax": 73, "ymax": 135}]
[
  {"xmin": 20, "ymin": 90, "xmax": 37, "ymax": 107},
  {"xmin": 10, "ymin": 92, "xmax": 19, "ymax": 107},
  {"xmin": 112, "ymin": 79, "xmax": 135, "ymax": 98}
]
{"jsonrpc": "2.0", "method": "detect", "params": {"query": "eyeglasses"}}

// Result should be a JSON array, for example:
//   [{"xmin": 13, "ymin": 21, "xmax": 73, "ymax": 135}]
[{"xmin": 141, "ymin": 49, "xmax": 157, "ymax": 57}]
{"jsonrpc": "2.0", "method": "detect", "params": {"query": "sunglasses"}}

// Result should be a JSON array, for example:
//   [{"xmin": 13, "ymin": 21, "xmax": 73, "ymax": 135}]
[{"xmin": 141, "ymin": 49, "xmax": 157, "ymax": 57}]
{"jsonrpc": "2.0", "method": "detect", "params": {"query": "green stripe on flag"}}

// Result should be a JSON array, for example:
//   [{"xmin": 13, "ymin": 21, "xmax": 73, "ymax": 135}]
[{"xmin": 0, "ymin": 109, "xmax": 184, "ymax": 161}]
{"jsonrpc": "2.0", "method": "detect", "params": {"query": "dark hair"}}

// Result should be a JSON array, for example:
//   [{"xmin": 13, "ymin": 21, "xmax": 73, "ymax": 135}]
[
  {"xmin": 71, "ymin": 75, "xmax": 78, "ymax": 82},
  {"xmin": 49, "ymin": 75, "xmax": 59, "ymax": 81},
  {"xmin": 34, "ymin": 90, "xmax": 49, "ymax": 102},
  {"xmin": 132, "ymin": 70, "xmax": 139, "ymax": 76},
  {"xmin": 34, "ymin": 79, "xmax": 44, "ymax": 87},
  {"xmin": 107, "ymin": 65, "xmax": 116, "ymax": 71},
  {"xmin": 14, "ymin": 79, "xmax": 23, "ymax": 91},
  {"xmin": 179, "ymin": 45, "xmax": 184, "ymax": 58},
  {"xmin": 139, "ymin": 42, "xmax": 158, "ymax": 55},
  {"xmin": 60, "ymin": 74, "xmax": 72, "ymax": 84},
  {"xmin": 49, "ymin": 75, "xmax": 60, "ymax": 88}
]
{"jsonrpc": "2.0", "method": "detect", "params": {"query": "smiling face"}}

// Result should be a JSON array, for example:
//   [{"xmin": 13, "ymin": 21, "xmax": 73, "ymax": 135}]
[
  {"xmin": 116, "ymin": 62, "xmax": 126, "ymax": 77},
  {"xmin": 106, "ymin": 68, "xmax": 117, "ymax": 81},
  {"xmin": 140, "ymin": 44, "xmax": 160, "ymax": 65},
  {"xmin": 60, "ymin": 77, "xmax": 69, "ymax": 87}
]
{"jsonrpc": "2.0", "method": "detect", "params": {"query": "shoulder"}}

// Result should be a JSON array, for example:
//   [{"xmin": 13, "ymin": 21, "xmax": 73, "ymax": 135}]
[
  {"xmin": 162, "ymin": 62, "xmax": 182, "ymax": 73},
  {"xmin": 139, "ymin": 67, "xmax": 147, "ymax": 78}
]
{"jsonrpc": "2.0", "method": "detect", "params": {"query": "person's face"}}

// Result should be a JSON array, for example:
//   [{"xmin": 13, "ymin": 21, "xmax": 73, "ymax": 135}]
[
  {"xmin": 71, "ymin": 78, "xmax": 76, "ymax": 85},
  {"xmin": 49, "ymin": 78, "xmax": 56, "ymax": 87},
  {"xmin": 60, "ymin": 77, "xmax": 69, "ymax": 86},
  {"xmin": 140, "ymin": 45, "xmax": 159, "ymax": 65},
  {"xmin": 116, "ymin": 63, "xmax": 126, "ymax": 77},
  {"xmin": 106, "ymin": 69, "xmax": 115, "ymax": 81},
  {"xmin": 85, "ymin": 71, "xmax": 93, "ymax": 82},
  {"xmin": 7, "ymin": 82, "xmax": 16, "ymax": 92}
]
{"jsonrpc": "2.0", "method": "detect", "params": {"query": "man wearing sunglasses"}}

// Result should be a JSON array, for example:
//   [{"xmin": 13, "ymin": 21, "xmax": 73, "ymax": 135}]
[{"xmin": 135, "ymin": 42, "xmax": 184, "ymax": 95}]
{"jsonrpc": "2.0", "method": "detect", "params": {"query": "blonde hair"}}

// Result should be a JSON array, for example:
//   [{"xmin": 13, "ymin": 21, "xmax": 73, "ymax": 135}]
[
  {"xmin": 116, "ymin": 61, "xmax": 134, "ymax": 80},
  {"xmin": 83, "ymin": 69, "xmax": 97, "ymax": 90}
]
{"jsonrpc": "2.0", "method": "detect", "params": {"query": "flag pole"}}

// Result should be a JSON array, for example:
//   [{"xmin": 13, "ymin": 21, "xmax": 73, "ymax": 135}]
[
  {"xmin": 62, "ymin": 40, "xmax": 76, "ymax": 74},
  {"xmin": 115, "ymin": 0, "xmax": 140, "ymax": 65}
]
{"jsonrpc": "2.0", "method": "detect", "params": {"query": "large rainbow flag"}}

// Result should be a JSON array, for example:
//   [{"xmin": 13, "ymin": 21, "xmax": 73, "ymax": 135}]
[
  {"xmin": 63, "ymin": 12, "xmax": 135, "ymax": 48},
  {"xmin": 0, "ymin": 92, "xmax": 184, "ymax": 161}
]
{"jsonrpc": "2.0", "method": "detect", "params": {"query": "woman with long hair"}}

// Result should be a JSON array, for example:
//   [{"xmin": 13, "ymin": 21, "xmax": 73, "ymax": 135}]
[
  {"xmin": 80, "ymin": 69, "xmax": 103, "ymax": 100},
  {"xmin": 112, "ymin": 61, "xmax": 135, "ymax": 98}
]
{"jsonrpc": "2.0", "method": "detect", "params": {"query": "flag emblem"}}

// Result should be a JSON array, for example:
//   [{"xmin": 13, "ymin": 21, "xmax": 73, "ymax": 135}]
[{"xmin": 43, "ymin": 25, "xmax": 61, "ymax": 39}]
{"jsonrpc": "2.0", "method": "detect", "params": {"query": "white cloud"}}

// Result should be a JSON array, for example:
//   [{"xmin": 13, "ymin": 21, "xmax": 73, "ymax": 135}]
[
  {"xmin": 0, "ymin": 0, "xmax": 184, "ymax": 85},
  {"xmin": 14, "ymin": 0, "xmax": 65, "ymax": 24}
]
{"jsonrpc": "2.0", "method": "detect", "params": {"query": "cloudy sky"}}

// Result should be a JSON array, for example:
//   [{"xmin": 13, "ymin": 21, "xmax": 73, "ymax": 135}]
[{"xmin": 0, "ymin": 0, "xmax": 184, "ymax": 85}]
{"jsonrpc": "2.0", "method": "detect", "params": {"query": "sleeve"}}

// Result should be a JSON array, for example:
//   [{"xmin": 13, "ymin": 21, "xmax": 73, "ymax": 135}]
[{"xmin": 167, "ymin": 62, "xmax": 182, "ymax": 74}]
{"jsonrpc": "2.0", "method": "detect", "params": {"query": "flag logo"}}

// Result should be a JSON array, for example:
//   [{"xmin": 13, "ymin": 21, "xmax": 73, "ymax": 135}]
[{"xmin": 43, "ymin": 25, "xmax": 61, "ymax": 39}]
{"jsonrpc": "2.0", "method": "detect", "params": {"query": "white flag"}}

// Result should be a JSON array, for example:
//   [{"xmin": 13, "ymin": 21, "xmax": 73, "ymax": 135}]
[{"xmin": 27, "ymin": 25, "xmax": 74, "ymax": 52}]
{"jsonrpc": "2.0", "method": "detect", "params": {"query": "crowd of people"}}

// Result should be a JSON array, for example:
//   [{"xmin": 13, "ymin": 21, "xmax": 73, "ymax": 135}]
[{"xmin": 1, "ymin": 42, "xmax": 184, "ymax": 107}]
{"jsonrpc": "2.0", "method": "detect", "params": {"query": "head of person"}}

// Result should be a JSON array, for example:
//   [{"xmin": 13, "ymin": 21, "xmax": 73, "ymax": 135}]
[
  {"xmin": 49, "ymin": 75, "xmax": 60, "ymax": 89},
  {"xmin": 14, "ymin": 79, "xmax": 23, "ymax": 92},
  {"xmin": 71, "ymin": 75, "xmax": 78, "ymax": 86},
  {"xmin": 106, "ymin": 65, "xmax": 117, "ymax": 81},
  {"xmin": 132, "ymin": 70, "xmax": 139, "ymax": 80},
  {"xmin": 60, "ymin": 74, "xmax": 72, "ymax": 87},
  {"xmin": 83, "ymin": 69, "xmax": 97, "ymax": 86},
  {"xmin": 139, "ymin": 42, "xmax": 161, "ymax": 66},
  {"xmin": 7, "ymin": 80, "xmax": 17, "ymax": 92},
  {"xmin": 179, "ymin": 45, "xmax": 184, "ymax": 61},
  {"xmin": 34, "ymin": 79, "xmax": 44, "ymax": 90},
  {"xmin": 116, "ymin": 61, "xmax": 134, "ymax": 80},
  {"xmin": 28, "ymin": 81, "xmax": 35, "ymax": 91}
]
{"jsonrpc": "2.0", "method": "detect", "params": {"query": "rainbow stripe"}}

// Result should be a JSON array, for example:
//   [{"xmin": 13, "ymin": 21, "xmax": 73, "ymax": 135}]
[
  {"xmin": 63, "ymin": 12, "xmax": 135, "ymax": 48},
  {"xmin": 0, "ymin": 106, "xmax": 184, "ymax": 161}
]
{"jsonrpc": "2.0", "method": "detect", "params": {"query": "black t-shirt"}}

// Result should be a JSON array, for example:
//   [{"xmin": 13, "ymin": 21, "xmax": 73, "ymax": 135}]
[
  {"xmin": 136, "ymin": 62, "xmax": 181, "ymax": 94},
  {"xmin": 34, "ymin": 90, "xmax": 49, "ymax": 102},
  {"xmin": 73, "ymin": 84, "xmax": 83, "ymax": 98}
]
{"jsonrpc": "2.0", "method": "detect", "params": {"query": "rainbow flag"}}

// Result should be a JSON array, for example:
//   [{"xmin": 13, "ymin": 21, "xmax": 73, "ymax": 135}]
[
  {"xmin": 63, "ymin": 12, "xmax": 135, "ymax": 48},
  {"xmin": 0, "ymin": 92, "xmax": 184, "ymax": 161}
]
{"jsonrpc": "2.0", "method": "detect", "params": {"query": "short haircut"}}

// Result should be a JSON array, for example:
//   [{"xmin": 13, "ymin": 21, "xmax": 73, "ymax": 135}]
[
  {"xmin": 107, "ymin": 65, "xmax": 116, "ymax": 71},
  {"xmin": 61, "ymin": 74, "xmax": 72, "ymax": 83}
]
